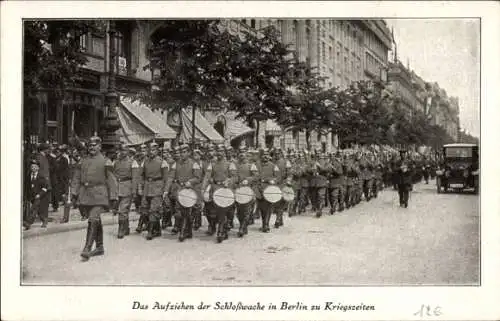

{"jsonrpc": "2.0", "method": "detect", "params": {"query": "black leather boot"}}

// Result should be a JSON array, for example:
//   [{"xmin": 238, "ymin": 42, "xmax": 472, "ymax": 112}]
[
  {"xmin": 136, "ymin": 215, "xmax": 145, "ymax": 233},
  {"xmin": 124, "ymin": 218, "xmax": 130, "ymax": 235},
  {"xmin": 117, "ymin": 220, "xmax": 125, "ymax": 239},
  {"xmin": 89, "ymin": 220, "xmax": 104, "ymax": 257},
  {"xmin": 146, "ymin": 221, "xmax": 154, "ymax": 240},
  {"xmin": 80, "ymin": 222, "xmax": 94, "ymax": 261},
  {"xmin": 153, "ymin": 221, "xmax": 162, "ymax": 237}
]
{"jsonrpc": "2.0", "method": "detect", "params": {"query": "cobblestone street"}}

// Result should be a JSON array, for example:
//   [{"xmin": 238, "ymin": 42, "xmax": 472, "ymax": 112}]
[{"xmin": 22, "ymin": 180, "xmax": 479, "ymax": 285}]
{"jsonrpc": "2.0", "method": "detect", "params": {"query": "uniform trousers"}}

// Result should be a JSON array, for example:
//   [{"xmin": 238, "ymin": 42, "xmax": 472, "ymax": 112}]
[
  {"xmin": 80, "ymin": 205, "xmax": 105, "ymax": 222},
  {"xmin": 328, "ymin": 186, "xmax": 343, "ymax": 212},
  {"xmin": 144, "ymin": 195, "xmax": 162, "ymax": 222},
  {"xmin": 236, "ymin": 201, "xmax": 253, "ymax": 234},
  {"xmin": 117, "ymin": 196, "xmax": 132, "ymax": 220},
  {"xmin": 310, "ymin": 187, "xmax": 326, "ymax": 215},
  {"xmin": 257, "ymin": 198, "xmax": 273, "ymax": 230},
  {"xmin": 363, "ymin": 179, "xmax": 372, "ymax": 200}
]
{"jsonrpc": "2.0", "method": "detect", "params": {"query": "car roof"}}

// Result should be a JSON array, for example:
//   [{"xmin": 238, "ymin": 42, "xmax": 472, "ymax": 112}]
[{"xmin": 443, "ymin": 143, "xmax": 478, "ymax": 148}]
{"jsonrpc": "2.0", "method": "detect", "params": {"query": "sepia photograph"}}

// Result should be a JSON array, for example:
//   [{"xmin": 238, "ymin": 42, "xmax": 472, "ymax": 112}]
[
  {"xmin": 20, "ymin": 17, "xmax": 480, "ymax": 286},
  {"xmin": 2, "ymin": 1, "xmax": 499, "ymax": 320}
]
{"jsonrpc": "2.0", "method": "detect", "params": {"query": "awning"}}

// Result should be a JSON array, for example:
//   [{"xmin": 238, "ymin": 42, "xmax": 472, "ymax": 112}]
[
  {"xmin": 266, "ymin": 119, "xmax": 282, "ymax": 136},
  {"xmin": 116, "ymin": 97, "xmax": 177, "ymax": 146},
  {"xmin": 226, "ymin": 118, "xmax": 254, "ymax": 141},
  {"xmin": 180, "ymin": 108, "xmax": 224, "ymax": 144}
]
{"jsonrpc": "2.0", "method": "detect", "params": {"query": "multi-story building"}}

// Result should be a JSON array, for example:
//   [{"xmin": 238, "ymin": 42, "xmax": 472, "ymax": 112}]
[
  {"xmin": 423, "ymin": 82, "xmax": 460, "ymax": 142},
  {"xmin": 387, "ymin": 61, "xmax": 425, "ymax": 117},
  {"xmin": 25, "ymin": 19, "xmax": 393, "ymax": 150},
  {"xmin": 231, "ymin": 19, "xmax": 392, "ymax": 152}
]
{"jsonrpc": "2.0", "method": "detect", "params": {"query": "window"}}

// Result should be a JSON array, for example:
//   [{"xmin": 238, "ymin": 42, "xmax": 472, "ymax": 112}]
[
  {"xmin": 242, "ymin": 19, "xmax": 247, "ymax": 24},
  {"xmin": 79, "ymin": 33, "xmax": 88, "ymax": 51},
  {"xmin": 251, "ymin": 19, "xmax": 256, "ymax": 29},
  {"xmin": 322, "ymin": 42, "xmax": 326, "ymax": 63}
]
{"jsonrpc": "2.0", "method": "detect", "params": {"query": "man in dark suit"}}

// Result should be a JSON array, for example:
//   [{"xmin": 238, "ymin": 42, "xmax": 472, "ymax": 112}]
[
  {"xmin": 57, "ymin": 145, "xmax": 71, "ymax": 223},
  {"xmin": 24, "ymin": 159, "xmax": 50, "ymax": 229},
  {"xmin": 48, "ymin": 143, "xmax": 59, "ymax": 212}
]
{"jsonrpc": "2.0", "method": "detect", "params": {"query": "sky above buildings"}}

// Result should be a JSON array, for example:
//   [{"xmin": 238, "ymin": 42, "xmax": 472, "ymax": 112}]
[{"xmin": 386, "ymin": 19, "xmax": 480, "ymax": 138}]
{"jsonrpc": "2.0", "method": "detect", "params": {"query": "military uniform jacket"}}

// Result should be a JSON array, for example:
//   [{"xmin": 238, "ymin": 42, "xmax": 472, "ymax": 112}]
[
  {"xmin": 113, "ymin": 156, "xmax": 140, "ymax": 197},
  {"xmin": 167, "ymin": 158, "xmax": 202, "ymax": 197},
  {"xmin": 256, "ymin": 161, "xmax": 279, "ymax": 199},
  {"xmin": 71, "ymin": 152, "xmax": 117, "ymax": 206},
  {"xmin": 135, "ymin": 155, "xmax": 146, "ymax": 195},
  {"xmin": 234, "ymin": 161, "xmax": 258, "ymax": 186},
  {"xmin": 142, "ymin": 156, "xmax": 169, "ymax": 197},
  {"xmin": 310, "ymin": 159, "xmax": 330, "ymax": 188},
  {"xmin": 329, "ymin": 159, "xmax": 344, "ymax": 187}
]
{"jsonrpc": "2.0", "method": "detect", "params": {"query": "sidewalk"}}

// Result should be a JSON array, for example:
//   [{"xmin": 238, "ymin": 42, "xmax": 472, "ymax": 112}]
[{"xmin": 23, "ymin": 205, "xmax": 140, "ymax": 239}]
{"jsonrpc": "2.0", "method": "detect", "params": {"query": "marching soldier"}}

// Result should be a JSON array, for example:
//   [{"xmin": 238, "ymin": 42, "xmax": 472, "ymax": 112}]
[
  {"xmin": 360, "ymin": 154, "xmax": 372, "ymax": 202},
  {"xmin": 113, "ymin": 145, "xmax": 140, "ymax": 239},
  {"xmin": 396, "ymin": 161, "xmax": 413, "ymax": 208},
  {"xmin": 191, "ymin": 148, "xmax": 204, "ymax": 231},
  {"xmin": 273, "ymin": 148, "xmax": 292, "ymax": 227},
  {"xmin": 141, "ymin": 142, "xmax": 170, "ymax": 240},
  {"xmin": 328, "ymin": 152, "xmax": 344, "ymax": 214},
  {"xmin": 160, "ymin": 147, "xmax": 173, "ymax": 229},
  {"xmin": 256, "ymin": 149, "xmax": 280, "ymax": 233},
  {"xmin": 233, "ymin": 146, "xmax": 258, "ymax": 237},
  {"xmin": 205, "ymin": 145, "xmax": 236, "ymax": 242},
  {"xmin": 71, "ymin": 135, "xmax": 117, "ymax": 262},
  {"xmin": 249, "ymin": 148, "xmax": 262, "ymax": 224},
  {"xmin": 134, "ymin": 144, "xmax": 148, "ymax": 233},
  {"xmin": 343, "ymin": 154, "xmax": 354, "ymax": 209},
  {"xmin": 310, "ymin": 153, "xmax": 330, "ymax": 218},
  {"xmin": 167, "ymin": 144, "xmax": 202, "ymax": 242},
  {"xmin": 170, "ymin": 146, "xmax": 183, "ymax": 234},
  {"xmin": 202, "ymin": 144, "xmax": 217, "ymax": 235},
  {"xmin": 290, "ymin": 151, "xmax": 305, "ymax": 216}
]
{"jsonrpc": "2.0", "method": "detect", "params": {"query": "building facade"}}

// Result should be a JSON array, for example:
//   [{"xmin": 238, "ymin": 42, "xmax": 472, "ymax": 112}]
[
  {"xmin": 387, "ymin": 61, "xmax": 425, "ymax": 117},
  {"xmin": 227, "ymin": 19, "xmax": 392, "ymax": 152}
]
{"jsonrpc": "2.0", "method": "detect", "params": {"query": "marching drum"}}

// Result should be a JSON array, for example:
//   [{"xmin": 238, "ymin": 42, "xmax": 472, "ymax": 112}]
[
  {"xmin": 212, "ymin": 188, "xmax": 235, "ymax": 208},
  {"xmin": 234, "ymin": 186, "xmax": 255, "ymax": 205},
  {"xmin": 281, "ymin": 186, "xmax": 295, "ymax": 202},
  {"xmin": 263, "ymin": 185, "xmax": 282, "ymax": 204},
  {"xmin": 177, "ymin": 188, "xmax": 198, "ymax": 208}
]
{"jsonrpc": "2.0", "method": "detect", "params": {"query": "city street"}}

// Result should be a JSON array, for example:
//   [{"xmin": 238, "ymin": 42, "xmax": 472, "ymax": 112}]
[{"xmin": 22, "ymin": 180, "xmax": 479, "ymax": 286}]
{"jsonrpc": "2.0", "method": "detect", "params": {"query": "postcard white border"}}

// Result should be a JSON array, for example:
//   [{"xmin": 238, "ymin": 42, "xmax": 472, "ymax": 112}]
[{"xmin": 2, "ymin": 1, "xmax": 499, "ymax": 320}]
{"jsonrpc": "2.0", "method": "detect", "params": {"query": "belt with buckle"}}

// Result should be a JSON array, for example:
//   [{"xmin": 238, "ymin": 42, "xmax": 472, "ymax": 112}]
[
  {"xmin": 83, "ymin": 182, "xmax": 104, "ymax": 187},
  {"xmin": 147, "ymin": 177, "xmax": 163, "ymax": 182}
]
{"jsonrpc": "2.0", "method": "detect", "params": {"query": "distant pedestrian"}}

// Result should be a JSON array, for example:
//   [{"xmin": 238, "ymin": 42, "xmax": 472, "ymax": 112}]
[{"xmin": 23, "ymin": 159, "xmax": 50, "ymax": 230}]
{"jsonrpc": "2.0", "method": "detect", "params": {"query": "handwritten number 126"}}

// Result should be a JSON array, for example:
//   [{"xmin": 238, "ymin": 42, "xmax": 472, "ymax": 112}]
[{"xmin": 414, "ymin": 305, "xmax": 442, "ymax": 317}]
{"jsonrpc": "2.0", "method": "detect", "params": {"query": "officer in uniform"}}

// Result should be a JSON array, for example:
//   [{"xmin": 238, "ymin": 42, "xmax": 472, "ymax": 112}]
[
  {"xmin": 113, "ymin": 145, "xmax": 140, "ymax": 239},
  {"xmin": 166, "ymin": 144, "xmax": 202, "ymax": 242},
  {"xmin": 273, "ymin": 148, "xmax": 292, "ymax": 227},
  {"xmin": 141, "ymin": 141, "xmax": 170, "ymax": 240},
  {"xmin": 249, "ymin": 148, "xmax": 262, "ymax": 224},
  {"xmin": 289, "ymin": 151, "xmax": 303, "ymax": 216},
  {"xmin": 360, "ymin": 153, "xmax": 371, "ymax": 202},
  {"xmin": 396, "ymin": 161, "xmax": 413, "ymax": 208},
  {"xmin": 71, "ymin": 135, "xmax": 117, "ymax": 261},
  {"xmin": 328, "ymin": 151, "xmax": 344, "ymax": 214},
  {"xmin": 233, "ymin": 146, "xmax": 258, "ymax": 237}
]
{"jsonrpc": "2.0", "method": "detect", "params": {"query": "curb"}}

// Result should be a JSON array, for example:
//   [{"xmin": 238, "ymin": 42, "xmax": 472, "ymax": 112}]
[{"xmin": 23, "ymin": 212, "xmax": 141, "ymax": 239}]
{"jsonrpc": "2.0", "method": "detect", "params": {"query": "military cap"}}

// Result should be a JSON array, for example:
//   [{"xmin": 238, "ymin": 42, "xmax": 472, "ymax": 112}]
[
  {"xmin": 238, "ymin": 145, "xmax": 248, "ymax": 153},
  {"xmin": 192, "ymin": 149, "xmax": 201, "ymax": 155},
  {"xmin": 140, "ymin": 143, "xmax": 147, "ymax": 149},
  {"xmin": 128, "ymin": 147, "xmax": 136, "ymax": 154},
  {"xmin": 30, "ymin": 158, "xmax": 40, "ymax": 166},
  {"xmin": 262, "ymin": 148, "xmax": 270, "ymax": 156},
  {"xmin": 89, "ymin": 135, "xmax": 102, "ymax": 145},
  {"xmin": 39, "ymin": 142, "xmax": 50, "ymax": 151},
  {"xmin": 179, "ymin": 144, "xmax": 189, "ymax": 151},
  {"xmin": 58, "ymin": 144, "xmax": 68, "ymax": 151}
]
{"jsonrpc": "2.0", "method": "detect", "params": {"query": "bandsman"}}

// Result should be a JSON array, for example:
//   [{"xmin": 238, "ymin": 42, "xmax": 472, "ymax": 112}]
[
  {"xmin": 233, "ymin": 146, "xmax": 258, "ymax": 237},
  {"xmin": 191, "ymin": 148, "xmax": 204, "ymax": 231},
  {"xmin": 166, "ymin": 144, "xmax": 202, "ymax": 242},
  {"xmin": 201, "ymin": 144, "xmax": 217, "ymax": 235},
  {"xmin": 272, "ymin": 148, "xmax": 292, "ymax": 227},
  {"xmin": 256, "ymin": 149, "xmax": 280, "ymax": 232},
  {"xmin": 204, "ymin": 145, "xmax": 236, "ymax": 242}
]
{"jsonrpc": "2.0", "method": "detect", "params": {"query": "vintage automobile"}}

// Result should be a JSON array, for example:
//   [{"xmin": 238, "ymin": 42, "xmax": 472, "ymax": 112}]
[{"xmin": 436, "ymin": 143, "xmax": 479, "ymax": 194}]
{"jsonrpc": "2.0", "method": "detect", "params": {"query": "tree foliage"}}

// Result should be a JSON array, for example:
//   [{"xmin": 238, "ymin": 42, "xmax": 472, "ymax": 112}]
[{"xmin": 24, "ymin": 20, "xmax": 103, "ymax": 98}]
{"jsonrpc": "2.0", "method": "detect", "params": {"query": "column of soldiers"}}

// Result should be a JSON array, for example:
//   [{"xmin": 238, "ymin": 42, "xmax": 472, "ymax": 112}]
[{"xmin": 65, "ymin": 134, "xmax": 437, "ymax": 261}]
